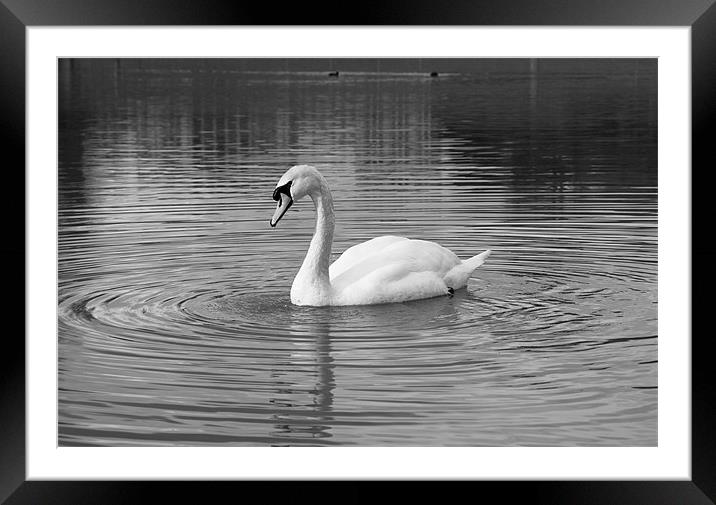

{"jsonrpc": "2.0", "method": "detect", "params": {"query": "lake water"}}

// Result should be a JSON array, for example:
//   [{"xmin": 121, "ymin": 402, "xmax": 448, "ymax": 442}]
[{"xmin": 58, "ymin": 59, "xmax": 657, "ymax": 446}]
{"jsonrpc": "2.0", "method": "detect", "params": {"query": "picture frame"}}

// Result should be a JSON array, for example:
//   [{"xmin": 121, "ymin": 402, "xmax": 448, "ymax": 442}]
[{"xmin": 6, "ymin": 0, "xmax": 715, "ymax": 502}]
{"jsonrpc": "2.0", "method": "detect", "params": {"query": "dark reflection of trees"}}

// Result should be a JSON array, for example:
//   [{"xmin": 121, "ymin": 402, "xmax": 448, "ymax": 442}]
[
  {"xmin": 59, "ymin": 59, "xmax": 440, "ymax": 180},
  {"xmin": 60, "ymin": 58, "xmax": 657, "ymax": 218},
  {"xmin": 430, "ymin": 59, "xmax": 657, "ymax": 195},
  {"xmin": 58, "ymin": 59, "xmax": 89, "ymax": 208}
]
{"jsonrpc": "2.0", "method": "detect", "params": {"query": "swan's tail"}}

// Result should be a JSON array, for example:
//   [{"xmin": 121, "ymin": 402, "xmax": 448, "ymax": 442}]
[
  {"xmin": 463, "ymin": 249, "xmax": 491, "ymax": 272},
  {"xmin": 444, "ymin": 250, "xmax": 491, "ymax": 289}
]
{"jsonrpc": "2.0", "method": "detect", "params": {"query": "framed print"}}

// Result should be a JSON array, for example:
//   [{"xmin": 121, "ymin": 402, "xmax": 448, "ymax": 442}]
[{"xmin": 6, "ymin": 0, "xmax": 716, "ymax": 503}]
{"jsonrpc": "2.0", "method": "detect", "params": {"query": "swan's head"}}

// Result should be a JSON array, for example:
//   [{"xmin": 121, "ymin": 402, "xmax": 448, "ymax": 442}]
[{"xmin": 270, "ymin": 165, "xmax": 326, "ymax": 227}]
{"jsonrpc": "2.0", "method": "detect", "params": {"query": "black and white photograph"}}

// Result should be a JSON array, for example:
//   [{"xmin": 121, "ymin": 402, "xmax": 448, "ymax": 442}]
[{"xmin": 57, "ymin": 57, "xmax": 658, "ymax": 447}]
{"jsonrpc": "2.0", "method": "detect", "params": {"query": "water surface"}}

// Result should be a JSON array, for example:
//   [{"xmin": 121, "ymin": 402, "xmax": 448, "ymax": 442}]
[{"xmin": 58, "ymin": 59, "xmax": 657, "ymax": 446}]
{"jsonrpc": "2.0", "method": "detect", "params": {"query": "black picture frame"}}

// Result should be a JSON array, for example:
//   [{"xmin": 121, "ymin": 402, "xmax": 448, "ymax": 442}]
[{"xmin": 5, "ymin": 0, "xmax": 715, "ymax": 503}]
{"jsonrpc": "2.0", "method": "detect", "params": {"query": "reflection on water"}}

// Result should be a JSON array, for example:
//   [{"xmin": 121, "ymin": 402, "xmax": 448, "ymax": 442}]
[{"xmin": 58, "ymin": 59, "xmax": 657, "ymax": 446}]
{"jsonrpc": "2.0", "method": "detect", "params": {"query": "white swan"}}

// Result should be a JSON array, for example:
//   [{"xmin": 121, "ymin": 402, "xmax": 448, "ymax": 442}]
[{"xmin": 270, "ymin": 165, "xmax": 491, "ymax": 306}]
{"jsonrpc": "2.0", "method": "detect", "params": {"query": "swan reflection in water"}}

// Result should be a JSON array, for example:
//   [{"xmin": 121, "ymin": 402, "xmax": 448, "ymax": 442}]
[
  {"xmin": 265, "ymin": 292, "xmax": 467, "ymax": 446},
  {"xmin": 268, "ymin": 311, "xmax": 335, "ymax": 444}
]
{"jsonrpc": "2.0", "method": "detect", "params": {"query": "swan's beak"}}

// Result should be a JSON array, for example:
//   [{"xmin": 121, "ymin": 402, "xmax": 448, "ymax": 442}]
[{"xmin": 270, "ymin": 192, "xmax": 293, "ymax": 227}]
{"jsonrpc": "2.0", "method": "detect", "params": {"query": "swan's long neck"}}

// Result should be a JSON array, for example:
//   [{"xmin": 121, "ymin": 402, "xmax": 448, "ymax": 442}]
[
  {"xmin": 293, "ymin": 179, "xmax": 334, "ymax": 301},
  {"xmin": 305, "ymin": 189, "xmax": 334, "ymax": 277}
]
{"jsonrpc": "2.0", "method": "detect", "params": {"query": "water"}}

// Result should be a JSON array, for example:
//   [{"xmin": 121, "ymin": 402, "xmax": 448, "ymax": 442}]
[{"xmin": 58, "ymin": 59, "xmax": 657, "ymax": 446}]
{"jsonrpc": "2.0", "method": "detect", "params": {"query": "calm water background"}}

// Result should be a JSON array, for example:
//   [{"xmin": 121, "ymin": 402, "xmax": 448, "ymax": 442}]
[{"xmin": 58, "ymin": 59, "xmax": 657, "ymax": 446}]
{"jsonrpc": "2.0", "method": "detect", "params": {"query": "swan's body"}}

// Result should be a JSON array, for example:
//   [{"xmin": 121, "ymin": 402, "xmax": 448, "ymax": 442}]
[{"xmin": 270, "ymin": 165, "xmax": 491, "ymax": 306}]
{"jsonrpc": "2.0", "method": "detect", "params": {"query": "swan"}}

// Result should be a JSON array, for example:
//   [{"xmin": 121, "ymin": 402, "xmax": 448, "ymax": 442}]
[{"xmin": 270, "ymin": 165, "xmax": 491, "ymax": 306}]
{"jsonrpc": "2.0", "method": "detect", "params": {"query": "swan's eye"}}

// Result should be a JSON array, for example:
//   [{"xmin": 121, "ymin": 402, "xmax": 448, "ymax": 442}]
[{"xmin": 273, "ymin": 180, "xmax": 292, "ymax": 201}]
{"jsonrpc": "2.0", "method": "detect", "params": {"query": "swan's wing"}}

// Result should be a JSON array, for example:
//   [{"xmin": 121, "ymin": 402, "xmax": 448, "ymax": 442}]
[
  {"xmin": 329, "ymin": 235, "xmax": 408, "ymax": 278},
  {"xmin": 331, "ymin": 239, "xmax": 463, "ymax": 304},
  {"xmin": 334, "ymin": 265, "xmax": 449, "ymax": 305}
]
